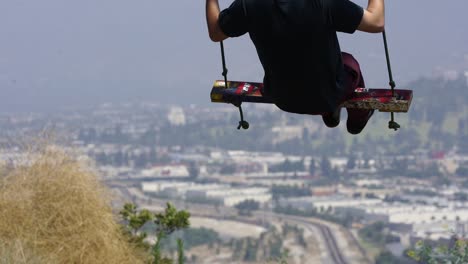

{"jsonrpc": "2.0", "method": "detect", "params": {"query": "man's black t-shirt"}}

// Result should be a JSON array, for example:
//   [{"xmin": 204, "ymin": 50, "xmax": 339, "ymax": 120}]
[{"xmin": 218, "ymin": 0, "xmax": 363, "ymax": 114}]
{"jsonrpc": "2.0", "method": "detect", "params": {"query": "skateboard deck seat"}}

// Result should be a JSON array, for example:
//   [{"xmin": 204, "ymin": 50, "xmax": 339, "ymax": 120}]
[{"xmin": 210, "ymin": 80, "xmax": 413, "ymax": 113}]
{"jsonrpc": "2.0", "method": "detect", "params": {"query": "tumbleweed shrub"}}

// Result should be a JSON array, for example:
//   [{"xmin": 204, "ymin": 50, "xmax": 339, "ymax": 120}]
[{"xmin": 0, "ymin": 146, "xmax": 147, "ymax": 264}]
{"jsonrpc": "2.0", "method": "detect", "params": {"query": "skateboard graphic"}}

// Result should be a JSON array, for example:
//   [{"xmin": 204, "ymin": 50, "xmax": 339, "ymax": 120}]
[{"xmin": 210, "ymin": 80, "xmax": 413, "ymax": 113}]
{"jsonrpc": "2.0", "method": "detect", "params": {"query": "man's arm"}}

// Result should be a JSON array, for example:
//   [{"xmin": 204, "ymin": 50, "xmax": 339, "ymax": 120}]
[
  {"xmin": 206, "ymin": 0, "xmax": 228, "ymax": 42},
  {"xmin": 358, "ymin": 0, "xmax": 385, "ymax": 33}
]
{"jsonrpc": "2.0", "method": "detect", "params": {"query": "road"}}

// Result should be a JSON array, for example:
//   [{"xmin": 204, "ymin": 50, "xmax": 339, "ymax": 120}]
[
  {"xmin": 110, "ymin": 183, "xmax": 369, "ymax": 264},
  {"xmin": 255, "ymin": 212, "xmax": 351, "ymax": 264}
]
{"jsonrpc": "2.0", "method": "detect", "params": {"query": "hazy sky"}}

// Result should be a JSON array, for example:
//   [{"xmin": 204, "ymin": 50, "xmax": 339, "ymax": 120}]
[{"xmin": 0, "ymin": 0, "xmax": 467, "ymax": 112}]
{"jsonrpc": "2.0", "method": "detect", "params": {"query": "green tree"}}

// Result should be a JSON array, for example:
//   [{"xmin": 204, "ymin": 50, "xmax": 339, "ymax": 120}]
[
  {"xmin": 120, "ymin": 202, "xmax": 190, "ymax": 264},
  {"xmin": 308, "ymin": 158, "xmax": 316, "ymax": 176},
  {"xmin": 153, "ymin": 203, "xmax": 191, "ymax": 264},
  {"xmin": 120, "ymin": 203, "xmax": 154, "ymax": 250},
  {"xmin": 188, "ymin": 162, "xmax": 199, "ymax": 179},
  {"xmin": 271, "ymin": 185, "xmax": 311, "ymax": 200},
  {"xmin": 376, "ymin": 251, "xmax": 413, "ymax": 264},
  {"xmin": 346, "ymin": 155, "xmax": 356, "ymax": 170},
  {"xmin": 181, "ymin": 228, "xmax": 220, "ymax": 249},
  {"xmin": 243, "ymin": 238, "xmax": 257, "ymax": 261},
  {"xmin": 220, "ymin": 164, "xmax": 236, "ymax": 175},
  {"xmin": 358, "ymin": 221, "xmax": 387, "ymax": 246},
  {"xmin": 235, "ymin": 199, "xmax": 260, "ymax": 216},
  {"xmin": 320, "ymin": 155, "xmax": 332, "ymax": 178},
  {"xmin": 407, "ymin": 239, "xmax": 468, "ymax": 264},
  {"xmin": 456, "ymin": 166, "xmax": 468, "ymax": 177}
]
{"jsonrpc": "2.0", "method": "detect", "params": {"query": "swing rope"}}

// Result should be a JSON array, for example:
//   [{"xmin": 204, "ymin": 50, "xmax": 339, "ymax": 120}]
[
  {"xmin": 382, "ymin": 30, "xmax": 400, "ymax": 131},
  {"xmin": 219, "ymin": 41, "xmax": 249, "ymax": 130},
  {"xmin": 220, "ymin": 41, "xmax": 228, "ymax": 85}
]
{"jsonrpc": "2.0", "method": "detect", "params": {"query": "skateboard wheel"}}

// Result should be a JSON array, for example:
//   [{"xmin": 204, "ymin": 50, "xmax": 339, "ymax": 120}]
[{"xmin": 238, "ymin": 121, "xmax": 249, "ymax": 130}]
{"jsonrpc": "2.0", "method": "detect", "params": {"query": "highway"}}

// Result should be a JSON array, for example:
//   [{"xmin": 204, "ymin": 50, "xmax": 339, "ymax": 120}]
[
  {"xmin": 314, "ymin": 221, "xmax": 348, "ymax": 264},
  {"xmin": 110, "ymin": 183, "xmax": 368, "ymax": 264},
  {"xmin": 256, "ymin": 212, "xmax": 350, "ymax": 264}
]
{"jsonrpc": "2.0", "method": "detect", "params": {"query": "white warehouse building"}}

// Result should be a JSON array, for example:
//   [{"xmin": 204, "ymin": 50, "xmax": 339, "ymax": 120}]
[
  {"xmin": 142, "ymin": 181, "xmax": 271, "ymax": 207},
  {"xmin": 141, "ymin": 164, "xmax": 190, "ymax": 178},
  {"xmin": 280, "ymin": 196, "xmax": 382, "ymax": 212}
]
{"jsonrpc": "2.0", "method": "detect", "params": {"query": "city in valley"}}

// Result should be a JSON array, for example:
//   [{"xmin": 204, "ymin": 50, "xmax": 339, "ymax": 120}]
[{"xmin": 1, "ymin": 77, "xmax": 467, "ymax": 264}]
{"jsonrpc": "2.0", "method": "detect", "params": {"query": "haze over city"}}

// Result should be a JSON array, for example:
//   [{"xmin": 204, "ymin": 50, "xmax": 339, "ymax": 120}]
[{"xmin": 0, "ymin": 0, "xmax": 467, "ymax": 112}]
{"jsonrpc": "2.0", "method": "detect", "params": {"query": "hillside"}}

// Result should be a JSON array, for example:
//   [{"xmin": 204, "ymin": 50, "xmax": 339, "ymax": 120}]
[{"xmin": 0, "ymin": 147, "xmax": 147, "ymax": 264}]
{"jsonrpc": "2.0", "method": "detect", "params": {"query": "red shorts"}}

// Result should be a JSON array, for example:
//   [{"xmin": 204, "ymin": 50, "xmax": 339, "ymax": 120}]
[
  {"xmin": 340, "ymin": 52, "xmax": 365, "ymax": 103},
  {"xmin": 338, "ymin": 52, "xmax": 374, "ymax": 127}
]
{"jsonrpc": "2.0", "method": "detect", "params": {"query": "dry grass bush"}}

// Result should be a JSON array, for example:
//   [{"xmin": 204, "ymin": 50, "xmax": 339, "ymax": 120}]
[{"xmin": 0, "ymin": 146, "xmax": 147, "ymax": 264}]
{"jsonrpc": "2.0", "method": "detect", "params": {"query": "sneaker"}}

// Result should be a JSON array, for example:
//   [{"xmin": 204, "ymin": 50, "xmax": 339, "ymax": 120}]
[
  {"xmin": 322, "ymin": 108, "xmax": 341, "ymax": 128},
  {"xmin": 346, "ymin": 108, "xmax": 374, "ymax": 134}
]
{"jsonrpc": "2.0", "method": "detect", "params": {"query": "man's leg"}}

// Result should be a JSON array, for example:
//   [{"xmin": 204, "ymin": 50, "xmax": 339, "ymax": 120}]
[
  {"xmin": 322, "ymin": 108, "xmax": 341, "ymax": 128},
  {"xmin": 341, "ymin": 52, "xmax": 374, "ymax": 135},
  {"xmin": 322, "ymin": 52, "xmax": 363, "ymax": 128}
]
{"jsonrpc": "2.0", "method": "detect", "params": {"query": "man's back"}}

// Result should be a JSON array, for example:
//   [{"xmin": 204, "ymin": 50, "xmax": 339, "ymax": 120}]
[{"xmin": 219, "ymin": 0, "xmax": 363, "ymax": 114}]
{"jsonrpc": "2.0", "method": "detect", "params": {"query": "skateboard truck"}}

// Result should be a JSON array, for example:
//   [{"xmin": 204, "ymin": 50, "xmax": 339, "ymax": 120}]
[
  {"xmin": 388, "ymin": 118, "xmax": 400, "ymax": 131},
  {"xmin": 387, "ymin": 78, "xmax": 400, "ymax": 131},
  {"xmin": 233, "ymin": 101, "xmax": 249, "ymax": 130}
]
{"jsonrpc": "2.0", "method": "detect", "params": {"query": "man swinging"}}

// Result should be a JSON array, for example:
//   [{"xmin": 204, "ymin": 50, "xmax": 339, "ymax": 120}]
[{"xmin": 206, "ymin": 0, "xmax": 385, "ymax": 134}]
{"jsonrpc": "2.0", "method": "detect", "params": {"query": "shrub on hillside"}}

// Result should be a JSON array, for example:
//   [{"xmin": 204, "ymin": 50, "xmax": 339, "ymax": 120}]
[{"xmin": 0, "ymin": 147, "xmax": 147, "ymax": 264}]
